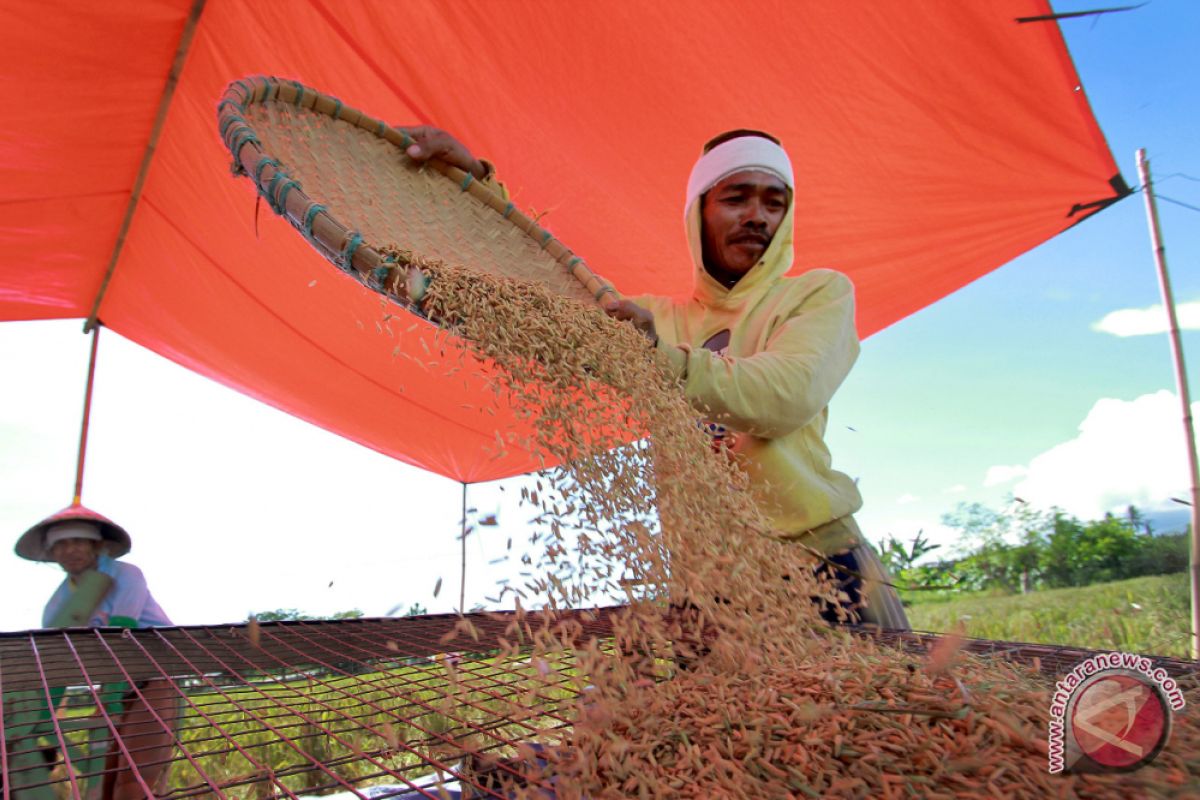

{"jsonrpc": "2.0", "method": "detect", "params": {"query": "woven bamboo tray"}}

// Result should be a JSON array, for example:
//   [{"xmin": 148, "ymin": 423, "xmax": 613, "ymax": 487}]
[{"xmin": 217, "ymin": 75, "xmax": 618, "ymax": 312}]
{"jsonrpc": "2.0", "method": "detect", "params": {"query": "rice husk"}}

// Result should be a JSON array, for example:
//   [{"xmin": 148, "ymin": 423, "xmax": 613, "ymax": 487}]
[{"xmin": 380, "ymin": 251, "xmax": 1199, "ymax": 799}]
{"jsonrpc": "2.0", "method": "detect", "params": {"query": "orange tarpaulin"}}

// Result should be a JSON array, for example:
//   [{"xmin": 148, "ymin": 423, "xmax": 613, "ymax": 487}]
[{"xmin": 0, "ymin": 1, "xmax": 1125, "ymax": 483}]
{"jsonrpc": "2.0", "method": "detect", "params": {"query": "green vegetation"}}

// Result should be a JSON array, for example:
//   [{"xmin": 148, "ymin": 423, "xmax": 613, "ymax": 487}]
[
  {"xmin": 879, "ymin": 501, "xmax": 1189, "ymax": 596},
  {"xmin": 166, "ymin": 664, "xmax": 452, "ymax": 796},
  {"xmin": 250, "ymin": 608, "xmax": 365, "ymax": 621},
  {"xmin": 874, "ymin": 501, "xmax": 1192, "ymax": 657},
  {"xmin": 163, "ymin": 655, "xmax": 576, "ymax": 797},
  {"xmin": 905, "ymin": 572, "xmax": 1191, "ymax": 658},
  {"xmin": 250, "ymin": 605, "xmax": 430, "ymax": 622},
  {"xmin": 11, "ymin": 654, "xmax": 574, "ymax": 798}
]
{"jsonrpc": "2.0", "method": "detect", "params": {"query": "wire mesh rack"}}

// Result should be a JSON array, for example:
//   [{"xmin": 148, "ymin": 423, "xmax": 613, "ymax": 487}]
[
  {"xmin": 1, "ymin": 609, "xmax": 1195, "ymax": 798},
  {"xmin": 1, "ymin": 609, "xmax": 619, "ymax": 799}
]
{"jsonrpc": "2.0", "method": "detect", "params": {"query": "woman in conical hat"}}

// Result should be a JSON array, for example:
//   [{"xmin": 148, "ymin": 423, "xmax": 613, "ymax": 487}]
[
  {"xmin": 15, "ymin": 504, "xmax": 176, "ymax": 799},
  {"xmin": 16, "ymin": 503, "xmax": 170, "ymax": 629}
]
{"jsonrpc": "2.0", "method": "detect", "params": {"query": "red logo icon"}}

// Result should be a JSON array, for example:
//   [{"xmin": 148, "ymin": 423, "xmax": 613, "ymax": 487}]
[{"xmin": 1068, "ymin": 671, "xmax": 1171, "ymax": 772}]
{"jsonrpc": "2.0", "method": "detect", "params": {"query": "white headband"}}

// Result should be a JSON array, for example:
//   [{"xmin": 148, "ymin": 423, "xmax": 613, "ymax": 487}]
[
  {"xmin": 685, "ymin": 136, "xmax": 794, "ymax": 213},
  {"xmin": 44, "ymin": 522, "xmax": 102, "ymax": 550}
]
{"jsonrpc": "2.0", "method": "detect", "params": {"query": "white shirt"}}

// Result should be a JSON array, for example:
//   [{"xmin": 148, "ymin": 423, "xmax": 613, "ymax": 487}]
[{"xmin": 42, "ymin": 555, "xmax": 172, "ymax": 628}]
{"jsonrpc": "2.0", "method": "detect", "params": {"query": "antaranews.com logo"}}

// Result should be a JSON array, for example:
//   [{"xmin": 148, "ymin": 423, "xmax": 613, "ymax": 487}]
[{"xmin": 1048, "ymin": 651, "xmax": 1186, "ymax": 774}]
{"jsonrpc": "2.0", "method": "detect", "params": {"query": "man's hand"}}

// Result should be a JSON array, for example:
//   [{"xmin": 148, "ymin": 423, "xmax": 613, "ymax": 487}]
[
  {"xmin": 606, "ymin": 299, "xmax": 658, "ymax": 346},
  {"xmin": 397, "ymin": 125, "xmax": 487, "ymax": 179}
]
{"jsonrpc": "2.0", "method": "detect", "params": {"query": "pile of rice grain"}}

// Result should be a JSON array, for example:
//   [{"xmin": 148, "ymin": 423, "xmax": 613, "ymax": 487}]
[{"xmin": 386, "ymin": 254, "xmax": 1198, "ymax": 799}]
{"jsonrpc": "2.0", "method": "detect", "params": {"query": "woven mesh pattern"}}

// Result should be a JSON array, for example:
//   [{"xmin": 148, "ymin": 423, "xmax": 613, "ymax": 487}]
[
  {"xmin": 2, "ymin": 611, "xmax": 1194, "ymax": 797},
  {"xmin": 0, "ymin": 610, "xmax": 618, "ymax": 798},
  {"xmin": 244, "ymin": 101, "xmax": 597, "ymax": 306}
]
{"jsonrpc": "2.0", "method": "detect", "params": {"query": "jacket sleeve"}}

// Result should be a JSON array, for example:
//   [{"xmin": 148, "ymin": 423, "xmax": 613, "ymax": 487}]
[
  {"xmin": 672, "ymin": 272, "xmax": 859, "ymax": 439},
  {"xmin": 97, "ymin": 556, "xmax": 150, "ymax": 628}
]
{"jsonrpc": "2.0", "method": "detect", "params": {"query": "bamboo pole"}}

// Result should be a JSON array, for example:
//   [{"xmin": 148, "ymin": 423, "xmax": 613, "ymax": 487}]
[
  {"xmin": 73, "ymin": 325, "xmax": 102, "ymax": 505},
  {"xmin": 460, "ymin": 482, "xmax": 468, "ymax": 615},
  {"xmin": 84, "ymin": 0, "xmax": 207, "ymax": 332},
  {"xmin": 1136, "ymin": 148, "xmax": 1200, "ymax": 659}
]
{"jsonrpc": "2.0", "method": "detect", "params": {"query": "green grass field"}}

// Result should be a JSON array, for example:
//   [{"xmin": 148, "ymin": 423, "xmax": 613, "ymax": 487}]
[
  {"xmin": 904, "ymin": 572, "xmax": 1191, "ymax": 657},
  {"xmin": 5, "ymin": 655, "xmax": 572, "ymax": 798},
  {"xmin": 160, "ymin": 654, "xmax": 577, "ymax": 797}
]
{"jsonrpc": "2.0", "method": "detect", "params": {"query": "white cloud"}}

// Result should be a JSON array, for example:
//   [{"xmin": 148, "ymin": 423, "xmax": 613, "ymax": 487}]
[
  {"xmin": 1007, "ymin": 391, "xmax": 1198, "ymax": 519},
  {"xmin": 1092, "ymin": 300, "xmax": 1200, "ymax": 337},
  {"xmin": 0, "ymin": 322, "xmax": 540, "ymax": 632},
  {"xmin": 896, "ymin": 493, "xmax": 919, "ymax": 505},
  {"xmin": 983, "ymin": 464, "xmax": 1028, "ymax": 487},
  {"xmin": 942, "ymin": 484, "xmax": 967, "ymax": 494}
]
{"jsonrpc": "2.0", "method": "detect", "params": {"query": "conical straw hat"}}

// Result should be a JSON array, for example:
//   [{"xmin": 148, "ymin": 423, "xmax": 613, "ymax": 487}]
[{"xmin": 15, "ymin": 503, "xmax": 132, "ymax": 562}]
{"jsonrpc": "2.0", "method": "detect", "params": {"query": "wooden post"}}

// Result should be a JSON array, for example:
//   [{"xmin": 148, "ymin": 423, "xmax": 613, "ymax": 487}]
[
  {"xmin": 84, "ymin": 0, "xmax": 207, "ymax": 332},
  {"xmin": 1136, "ymin": 148, "xmax": 1200, "ymax": 659},
  {"xmin": 460, "ymin": 482, "xmax": 468, "ymax": 615},
  {"xmin": 74, "ymin": 325, "xmax": 101, "ymax": 505}
]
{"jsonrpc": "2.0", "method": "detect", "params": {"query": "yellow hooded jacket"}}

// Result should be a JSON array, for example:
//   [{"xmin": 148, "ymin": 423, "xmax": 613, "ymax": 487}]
[{"xmin": 634, "ymin": 198, "xmax": 864, "ymax": 554}]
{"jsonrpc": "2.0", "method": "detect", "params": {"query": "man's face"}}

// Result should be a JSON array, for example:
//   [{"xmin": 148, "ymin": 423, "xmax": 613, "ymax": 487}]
[
  {"xmin": 700, "ymin": 170, "xmax": 790, "ymax": 279},
  {"xmin": 50, "ymin": 537, "xmax": 101, "ymax": 578}
]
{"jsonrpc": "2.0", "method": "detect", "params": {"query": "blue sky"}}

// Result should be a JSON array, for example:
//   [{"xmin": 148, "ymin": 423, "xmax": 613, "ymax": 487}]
[
  {"xmin": 833, "ymin": 0, "xmax": 1200, "ymax": 547},
  {"xmin": 2, "ymin": 1, "xmax": 1198, "ymax": 630}
]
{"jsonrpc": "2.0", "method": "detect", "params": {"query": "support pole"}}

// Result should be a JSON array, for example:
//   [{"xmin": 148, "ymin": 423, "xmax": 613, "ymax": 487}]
[
  {"xmin": 74, "ymin": 325, "xmax": 102, "ymax": 505},
  {"xmin": 1136, "ymin": 148, "xmax": 1200, "ymax": 659},
  {"xmin": 460, "ymin": 482, "xmax": 468, "ymax": 615},
  {"xmin": 84, "ymin": 0, "xmax": 207, "ymax": 332}
]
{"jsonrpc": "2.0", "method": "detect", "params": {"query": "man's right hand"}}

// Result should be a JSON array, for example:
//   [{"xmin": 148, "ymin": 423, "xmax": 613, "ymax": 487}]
[
  {"xmin": 397, "ymin": 125, "xmax": 487, "ymax": 179},
  {"xmin": 606, "ymin": 299, "xmax": 658, "ymax": 346}
]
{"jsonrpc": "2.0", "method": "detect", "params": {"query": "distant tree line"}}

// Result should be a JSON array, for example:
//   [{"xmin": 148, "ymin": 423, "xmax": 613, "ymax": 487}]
[
  {"xmin": 878, "ymin": 502, "xmax": 1190, "ymax": 595},
  {"xmin": 250, "ymin": 604, "xmax": 428, "ymax": 622},
  {"xmin": 251, "ymin": 608, "xmax": 365, "ymax": 621}
]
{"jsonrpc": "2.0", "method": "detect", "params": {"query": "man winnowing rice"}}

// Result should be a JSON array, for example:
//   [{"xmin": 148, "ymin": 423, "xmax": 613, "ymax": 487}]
[{"xmin": 399, "ymin": 126, "xmax": 909, "ymax": 631}]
